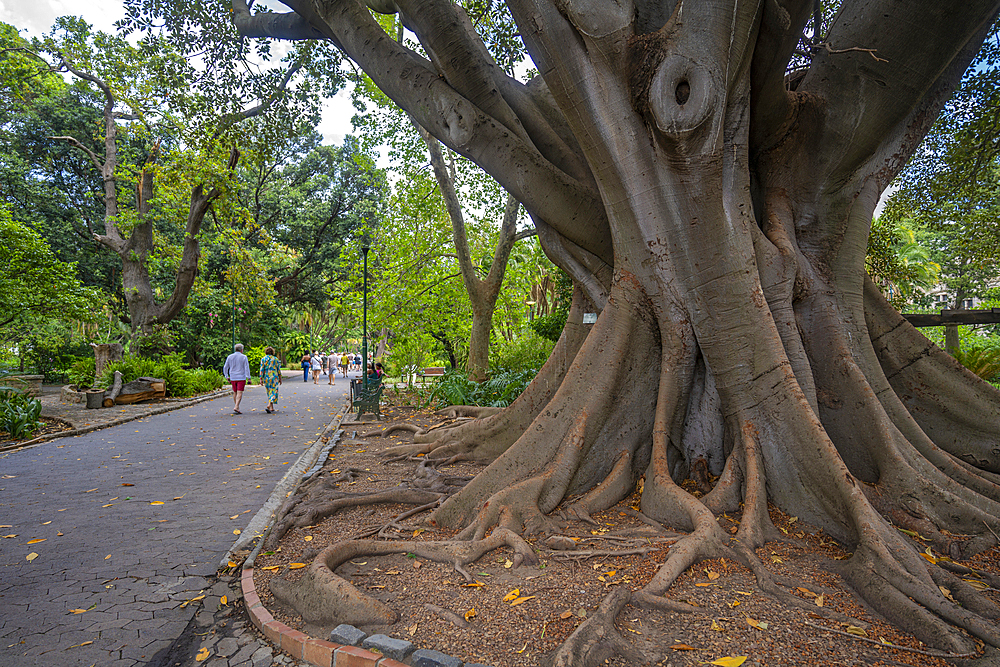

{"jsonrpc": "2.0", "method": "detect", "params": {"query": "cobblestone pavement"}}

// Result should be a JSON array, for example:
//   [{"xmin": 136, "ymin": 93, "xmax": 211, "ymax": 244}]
[{"xmin": 0, "ymin": 370, "xmax": 352, "ymax": 667}]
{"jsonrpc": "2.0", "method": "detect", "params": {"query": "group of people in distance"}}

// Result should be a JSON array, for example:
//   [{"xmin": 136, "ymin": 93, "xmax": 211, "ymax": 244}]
[
  {"xmin": 221, "ymin": 345, "xmax": 374, "ymax": 416},
  {"xmin": 299, "ymin": 351, "xmax": 365, "ymax": 384}
]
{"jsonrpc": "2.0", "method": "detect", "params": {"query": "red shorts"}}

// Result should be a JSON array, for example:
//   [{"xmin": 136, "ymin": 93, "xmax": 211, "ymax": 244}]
[{"xmin": 230, "ymin": 380, "xmax": 246, "ymax": 392}]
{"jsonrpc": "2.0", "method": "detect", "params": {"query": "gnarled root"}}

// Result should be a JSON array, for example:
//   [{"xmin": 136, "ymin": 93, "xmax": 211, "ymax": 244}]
[
  {"xmin": 266, "ymin": 487, "xmax": 443, "ymax": 548},
  {"xmin": 271, "ymin": 528, "xmax": 536, "ymax": 628},
  {"xmin": 435, "ymin": 405, "xmax": 501, "ymax": 419},
  {"xmin": 542, "ymin": 587, "xmax": 645, "ymax": 667},
  {"xmin": 456, "ymin": 411, "xmax": 588, "ymax": 540}
]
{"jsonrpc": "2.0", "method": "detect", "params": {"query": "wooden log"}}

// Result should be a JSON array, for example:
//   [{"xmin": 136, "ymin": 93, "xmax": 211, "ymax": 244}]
[
  {"xmin": 111, "ymin": 377, "xmax": 166, "ymax": 405},
  {"xmin": 103, "ymin": 371, "xmax": 124, "ymax": 407}
]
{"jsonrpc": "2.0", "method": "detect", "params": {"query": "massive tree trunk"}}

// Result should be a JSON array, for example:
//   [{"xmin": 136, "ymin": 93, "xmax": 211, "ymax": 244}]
[{"xmin": 234, "ymin": 0, "xmax": 1000, "ymax": 659}]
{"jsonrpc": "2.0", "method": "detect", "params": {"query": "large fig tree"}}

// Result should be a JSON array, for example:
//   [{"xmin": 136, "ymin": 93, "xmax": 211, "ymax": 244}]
[{"xmin": 222, "ymin": 0, "xmax": 1000, "ymax": 660}]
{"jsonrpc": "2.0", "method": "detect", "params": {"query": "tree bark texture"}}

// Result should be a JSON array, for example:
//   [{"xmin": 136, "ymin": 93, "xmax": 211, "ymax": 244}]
[{"xmin": 234, "ymin": 0, "xmax": 1000, "ymax": 658}]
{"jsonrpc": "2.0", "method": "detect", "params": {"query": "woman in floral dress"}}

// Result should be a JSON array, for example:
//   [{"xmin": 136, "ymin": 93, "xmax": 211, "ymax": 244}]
[{"xmin": 260, "ymin": 347, "xmax": 283, "ymax": 414}]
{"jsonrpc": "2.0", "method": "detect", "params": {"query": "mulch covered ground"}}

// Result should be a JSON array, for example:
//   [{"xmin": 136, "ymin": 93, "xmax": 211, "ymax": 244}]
[{"xmin": 253, "ymin": 396, "xmax": 1000, "ymax": 667}]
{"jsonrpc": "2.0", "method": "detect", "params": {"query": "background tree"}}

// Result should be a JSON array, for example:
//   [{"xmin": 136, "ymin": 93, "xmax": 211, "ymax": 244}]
[
  {"xmin": 881, "ymin": 24, "xmax": 1000, "ymax": 308},
  {"xmin": 131, "ymin": 0, "xmax": 1000, "ymax": 659}
]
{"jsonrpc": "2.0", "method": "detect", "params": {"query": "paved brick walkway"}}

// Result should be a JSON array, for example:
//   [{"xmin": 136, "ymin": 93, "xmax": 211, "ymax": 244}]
[{"xmin": 0, "ymin": 371, "xmax": 351, "ymax": 667}]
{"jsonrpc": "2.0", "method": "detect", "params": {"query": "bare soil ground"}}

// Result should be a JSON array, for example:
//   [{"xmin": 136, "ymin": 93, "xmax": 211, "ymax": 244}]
[{"xmin": 254, "ymin": 397, "xmax": 1000, "ymax": 667}]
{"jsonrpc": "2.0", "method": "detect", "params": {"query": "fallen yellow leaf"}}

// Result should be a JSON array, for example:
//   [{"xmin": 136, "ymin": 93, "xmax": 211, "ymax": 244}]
[
  {"xmin": 709, "ymin": 657, "xmax": 747, "ymax": 667},
  {"xmin": 26, "ymin": 538, "xmax": 46, "ymax": 545},
  {"xmin": 504, "ymin": 559, "xmax": 513, "ymax": 569},
  {"xmin": 503, "ymin": 589, "xmax": 520, "ymax": 602},
  {"xmin": 220, "ymin": 595, "xmax": 228, "ymax": 606},
  {"xmin": 511, "ymin": 596, "xmax": 536, "ymax": 606},
  {"xmin": 227, "ymin": 561, "xmax": 238, "ymax": 568},
  {"xmin": 815, "ymin": 594, "xmax": 825, "ymax": 607},
  {"xmin": 150, "ymin": 501, "xmax": 165, "ymax": 506},
  {"xmin": 846, "ymin": 625, "xmax": 868, "ymax": 637},
  {"xmin": 964, "ymin": 578, "xmax": 989, "ymax": 591},
  {"xmin": 288, "ymin": 563, "xmax": 306, "ymax": 570},
  {"xmin": 797, "ymin": 587, "xmax": 817, "ymax": 597},
  {"xmin": 233, "ymin": 529, "xmax": 241, "ymax": 535},
  {"xmin": 464, "ymin": 608, "xmax": 476, "ymax": 622},
  {"xmin": 68, "ymin": 640, "xmax": 93, "ymax": 649},
  {"xmin": 695, "ymin": 582, "xmax": 713, "ymax": 587},
  {"xmin": 559, "ymin": 610, "xmax": 574, "ymax": 619},
  {"xmin": 69, "ymin": 609, "xmax": 88, "ymax": 614},
  {"xmin": 303, "ymin": 536, "xmax": 313, "ymax": 541},
  {"xmin": 105, "ymin": 554, "xmax": 112, "ymax": 560},
  {"xmin": 462, "ymin": 581, "xmax": 485, "ymax": 588},
  {"xmin": 711, "ymin": 618, "xmax": 724, "ymax": 631},
  {"xmin": 41, "ymin": 521, "xmax": 51, "ymax": 525},
  {"xmin": 195, "ymin": 646, "xmax": 210, "ymax": 661},
  {"xmin": 261, "ymin": 565, "xmax": 280, "ymax": 572},
  {"xmin": 706, "ymin": 571, "xmax": 719, "ymax": 580},
  {"xmin": 26, "ymin": 552, "xmax": 38, "ymax": 562},
  {"xmin": 746, "ymin": 617, "xmax": 768, "ymax": 630},
  {"xmin": 670, "ymin": 643, "xmax": 697, "ymax": 650}
]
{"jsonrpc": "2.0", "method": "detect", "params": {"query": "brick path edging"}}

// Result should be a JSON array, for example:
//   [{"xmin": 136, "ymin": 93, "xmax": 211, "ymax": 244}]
[{"xmin": 241, "ymin": 567, "xmax": 407, "ymax": 667}]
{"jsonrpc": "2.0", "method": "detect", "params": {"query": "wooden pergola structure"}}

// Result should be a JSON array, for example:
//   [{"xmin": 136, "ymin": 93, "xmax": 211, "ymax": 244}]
[{"xmin": 902, "ymin": 308, "xmax": 1000, "ymax": 354}]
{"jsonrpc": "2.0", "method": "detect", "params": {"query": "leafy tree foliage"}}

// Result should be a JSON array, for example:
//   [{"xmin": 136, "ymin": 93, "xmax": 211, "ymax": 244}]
[{"xmin": 0, "ymin": 206, "xmax": 102, "ymax": 331}]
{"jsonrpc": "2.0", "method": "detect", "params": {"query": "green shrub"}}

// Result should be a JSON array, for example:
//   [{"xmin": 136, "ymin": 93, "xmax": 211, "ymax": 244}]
[
  {"xmin": 421, "ymin": 367, "xmax": 539, "ymax": 408},
  {"xmin": 99, "ymin": 353, "xmax": 225, "ymax": 398},
  {"xmin": 67, "ymin": 358, "xmax": 96, "ymax": 388},
  {"xmin": 953, "ymin": 346, "xmax": 1000, "ymax": 383},
  {"xmin": 245, "ymin": 346, "xmax": 267, "ymax": 378},
  {"xmin": 490, "ymin": 332, "xmax": 554, "ymax": 375},
  {"xmin": 0, "ymin": 388, "xmax": 42, "ymax": 439}
]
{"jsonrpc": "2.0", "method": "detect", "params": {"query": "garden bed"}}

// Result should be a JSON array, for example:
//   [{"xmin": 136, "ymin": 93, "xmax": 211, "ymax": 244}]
[{"xmin": 252, "ymin": 395, "xmax": 1000, "ymax": 667}]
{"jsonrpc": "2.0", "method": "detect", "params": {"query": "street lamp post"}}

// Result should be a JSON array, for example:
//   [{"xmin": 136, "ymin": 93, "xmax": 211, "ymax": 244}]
[{"xmin": 361, "ymin": 241, "xmax": 370, "ymax": 392}]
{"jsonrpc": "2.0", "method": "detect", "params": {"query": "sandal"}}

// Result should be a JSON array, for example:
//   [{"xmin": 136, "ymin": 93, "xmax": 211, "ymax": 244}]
[{"xmin": 233, "ymin": 409, "xmax": 242, "ymax": 414}]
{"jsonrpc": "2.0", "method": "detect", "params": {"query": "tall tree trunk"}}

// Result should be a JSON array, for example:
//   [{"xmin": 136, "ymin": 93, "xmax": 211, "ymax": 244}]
[{"xmin": 417, "ymin": 126, "xmax": 527, "ymax": 381}]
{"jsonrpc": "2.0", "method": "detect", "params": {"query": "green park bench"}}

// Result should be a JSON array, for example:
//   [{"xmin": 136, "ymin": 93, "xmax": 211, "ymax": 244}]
[{"xmin": 352, "ymin": 377, "xmax": 383, "ymax": 419}]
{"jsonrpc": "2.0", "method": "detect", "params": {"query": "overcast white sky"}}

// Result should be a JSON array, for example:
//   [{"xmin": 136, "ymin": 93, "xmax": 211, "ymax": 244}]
[{"xmin": 0, "ymin": 0, "xmax": 356, "ymax": 145}]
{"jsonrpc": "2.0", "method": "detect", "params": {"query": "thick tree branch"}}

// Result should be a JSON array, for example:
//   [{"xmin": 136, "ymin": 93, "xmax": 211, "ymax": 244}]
[
  {"xmin": 254, "ymin": 0, "xmax": 612, "ymax": 265},
  {"xmin": 801, "ymin": 0, "xmax": 1000, "ymax": 187},
  {"xmin": 230, "ymin": 0, "xmax": 327, "ymax": 41},
  {"xmin": 49, "ymin": 135, "xmax": 104, "ymax": 174},
  {"xmin": 154, "ymin": 147, "xmax": 240, "ymax": 323}
]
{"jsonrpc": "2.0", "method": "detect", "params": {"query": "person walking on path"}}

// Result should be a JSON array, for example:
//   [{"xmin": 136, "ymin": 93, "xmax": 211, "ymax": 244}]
[
  {"xmin": 301, "ymin": 352, "xmax": 311, "ymax": 382},
  {"xmin": 327, "ymin": 352, "xmax": 336, "ymax": 386},
  {"xmin": 260, "ymin": 346, "xmax": 283, "ymax": 413},
  {"xmin": 340, "ymin": 351, "xmax": 349, "ymax": 377},
  {"xmin": 222, "ymin": 343, "xmax": 252, "ymax": 414},
  {"xmin": 311, "ymin": 351, "xmax": 322, "ymax": 384}
]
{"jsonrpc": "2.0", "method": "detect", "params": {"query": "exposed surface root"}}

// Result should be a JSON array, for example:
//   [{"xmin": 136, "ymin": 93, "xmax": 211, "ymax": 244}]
[
  {"xmin": 541, "ymin": 587, "xmax": 644, "ymax": 667},
  {"xmin": 375, "ymin": 423, "xmax": 424, "ymax": 437},
  {"xmin": 266, "ymin": 487, "xmax": 444, "ymax": 548},
  {"xmin": 436, "ymin": 406, "xmax": 501, "ymax": 418},
  {"xmin": 456, "ymin": 411, "xmax": 588, "ymax": 540},
  {"xmin": 270, "ymin": 528, "xmax": 537, "ymax": 629}
]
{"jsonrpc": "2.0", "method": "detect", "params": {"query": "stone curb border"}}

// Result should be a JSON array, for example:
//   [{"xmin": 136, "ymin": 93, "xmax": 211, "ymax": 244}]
[
  {"xmin": 0, "ymin": 388, "xmax": 231, "ymax": 454},
  {"xmin": 242, "ymin": 568, "xmax": 411, "ymax": 667}
]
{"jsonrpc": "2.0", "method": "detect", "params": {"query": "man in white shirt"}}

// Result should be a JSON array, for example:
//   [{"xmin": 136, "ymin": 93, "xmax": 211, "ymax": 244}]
[{"xmin": 222, "ymin": 343, "xmax": 252, "ymax": 414}]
